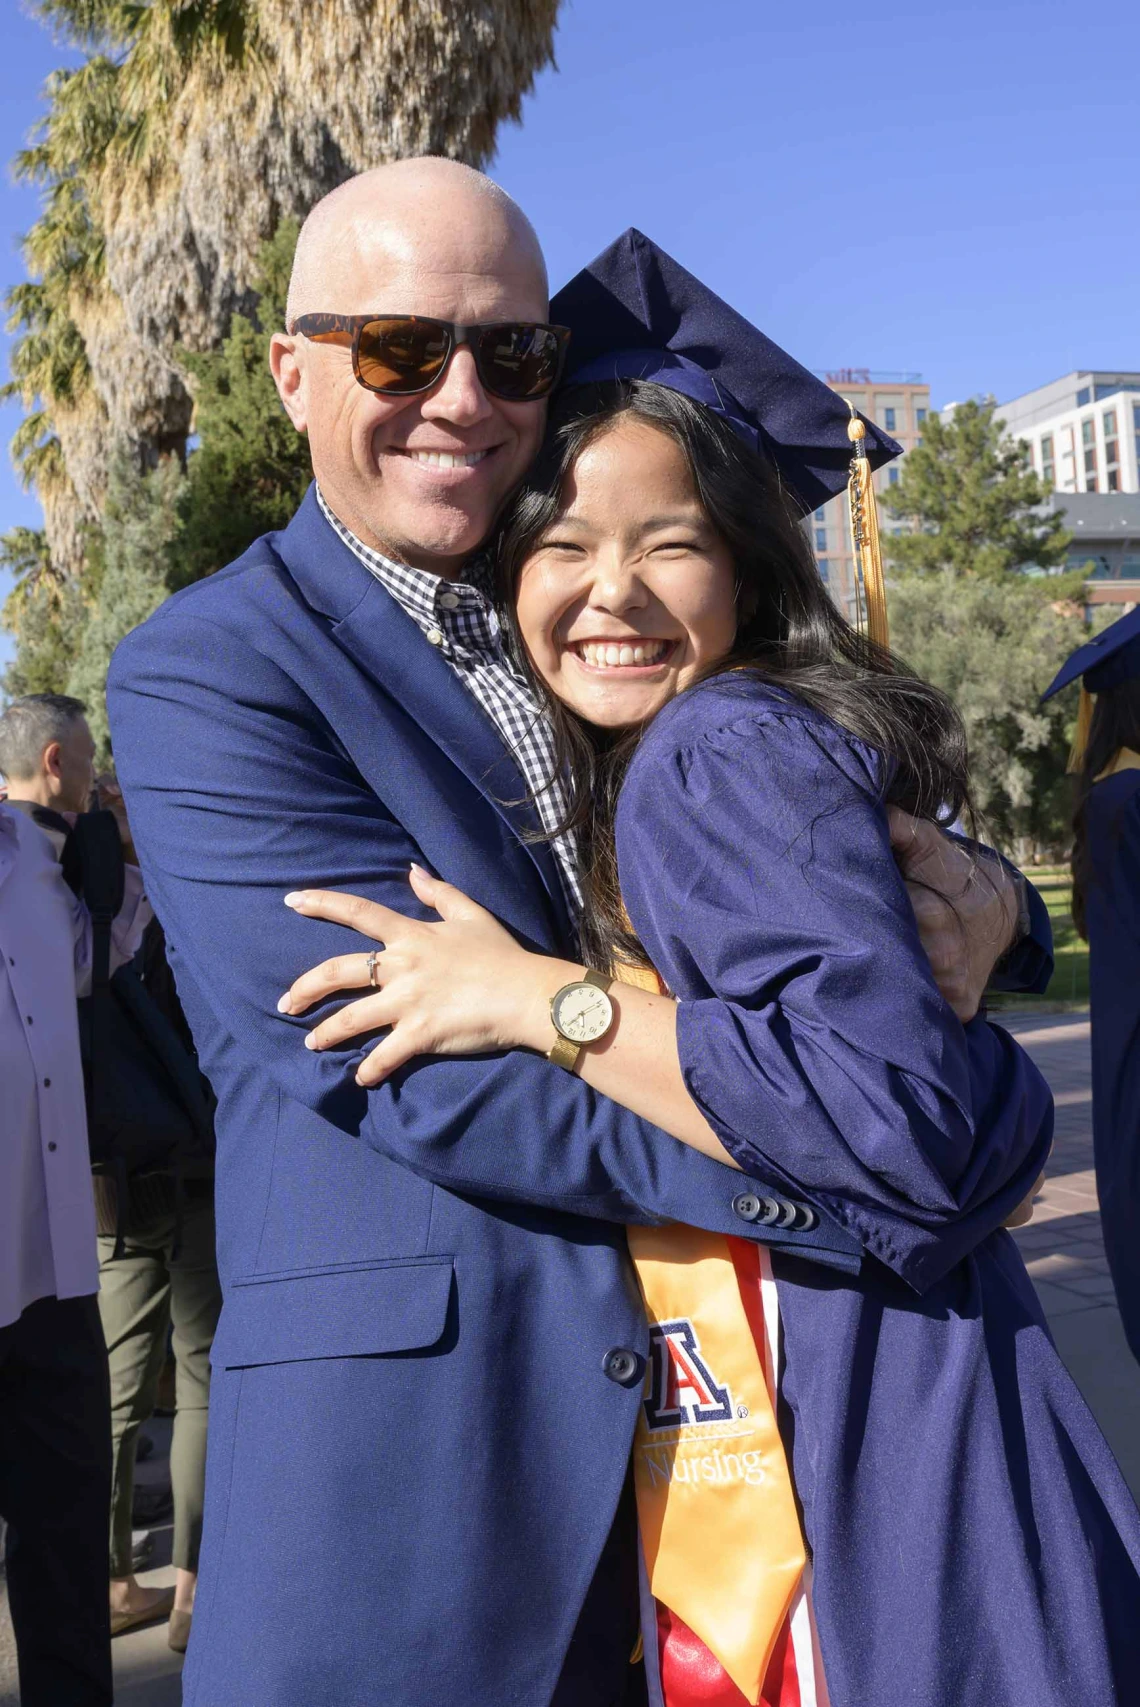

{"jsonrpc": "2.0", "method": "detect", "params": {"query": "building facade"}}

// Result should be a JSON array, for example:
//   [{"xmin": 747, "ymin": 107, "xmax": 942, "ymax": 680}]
[
  {"xmin": 997, "ymin": 371, "xmax": 1140, "ymax": 606},
  {"xmin": 812, "ymin": 370, "xmax": 929, "ymax": 620}
]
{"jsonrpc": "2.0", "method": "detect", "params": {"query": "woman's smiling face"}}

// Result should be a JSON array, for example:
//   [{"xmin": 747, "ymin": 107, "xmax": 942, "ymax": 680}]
[{"xmin": 514, "ymin": 417, "xmax": 739, "ymax": 728}]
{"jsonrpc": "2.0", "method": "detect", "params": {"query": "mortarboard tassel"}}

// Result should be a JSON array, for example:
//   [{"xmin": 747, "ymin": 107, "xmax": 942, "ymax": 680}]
[
  {"xmin": 845, "ymin": 405, "xmax": 890, "ymax": 651},
  {"xmin": 1067, "ymin": 684, "xmax": 1095, "ymax": 773}
]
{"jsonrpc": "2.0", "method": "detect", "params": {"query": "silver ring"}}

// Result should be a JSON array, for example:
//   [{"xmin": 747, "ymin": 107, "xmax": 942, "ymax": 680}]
[{"xmin": 366, "ymin": 951, "xmax": 383, "ymax": 989}]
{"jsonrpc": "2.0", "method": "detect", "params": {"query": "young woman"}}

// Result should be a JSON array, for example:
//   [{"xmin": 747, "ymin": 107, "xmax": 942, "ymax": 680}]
[
  {"xmin": 1045, "ymin": 613, "xmax": 1140, "ymax": 1367},
  {"xmin": 277, "ymin": 249, "xmax": 1140, "ymax": 1700}
]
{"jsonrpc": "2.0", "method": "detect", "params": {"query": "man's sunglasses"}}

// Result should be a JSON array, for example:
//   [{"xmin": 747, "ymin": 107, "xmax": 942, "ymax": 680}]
[{"xmin": 288, "ymin": 314, "xmax": 572, "ymax": 402}]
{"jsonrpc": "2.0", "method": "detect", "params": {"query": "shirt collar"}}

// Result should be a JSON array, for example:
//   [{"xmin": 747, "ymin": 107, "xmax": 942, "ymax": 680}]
[{"xmin": 315, "ymin": 487, "xmax": 495, "ymax": 608}]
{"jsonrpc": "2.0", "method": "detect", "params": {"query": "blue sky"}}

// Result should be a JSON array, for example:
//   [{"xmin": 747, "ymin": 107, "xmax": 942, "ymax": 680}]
[{"xmin": 3, "ymin": 0, "xmax": 1138, "ymax": 668}]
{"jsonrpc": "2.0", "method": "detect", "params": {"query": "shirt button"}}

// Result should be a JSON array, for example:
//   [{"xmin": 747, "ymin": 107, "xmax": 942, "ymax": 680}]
[
  {"xmin": 26, "ymin": 1015, "xmax": 33, "ymax": 1025},
  {"xmin": 603, "ymin": 1348, "xmax": 643, "ymax": 1387},
  {"xmin": 425, "ymin": 628, "xmax": 444, "ymax": 646},
  {"xmin": 43, "ymin": 1078, "xmax": 51, "ymax": 1089},
  {"xmin": 438, "ymin": 591, "xmax": 460, "ymax": 611},
  {"xmin": 47, "ymin": 1142, "xmax": 57, "ymax": 1153}
]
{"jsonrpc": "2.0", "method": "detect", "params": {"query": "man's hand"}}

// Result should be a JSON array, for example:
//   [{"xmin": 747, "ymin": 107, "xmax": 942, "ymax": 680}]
[{"xmin": 888, "ymin": 808, "xmax": 1022, "ymax": 1024}]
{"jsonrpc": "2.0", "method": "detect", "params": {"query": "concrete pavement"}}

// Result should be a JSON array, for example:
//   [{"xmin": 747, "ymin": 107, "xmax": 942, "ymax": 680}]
[
  {"xmin": 1004, "ymin": 1011, "xmax": 1140, "ymax": 1496},
  {"xmin": 1, "ymin": 1007, "xmax": 1137, "ymax": 1704}
]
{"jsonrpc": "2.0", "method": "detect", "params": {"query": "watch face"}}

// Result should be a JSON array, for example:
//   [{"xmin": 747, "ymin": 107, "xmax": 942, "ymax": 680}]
[{"xmin": 552, "ymin": 982, "xmax": 614, "ymax": 1045}]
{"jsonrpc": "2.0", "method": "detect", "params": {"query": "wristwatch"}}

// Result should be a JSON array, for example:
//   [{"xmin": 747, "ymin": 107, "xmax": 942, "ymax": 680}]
[{"xmin": 548, "ymin": 969, "xmax": 615, "ymax": 1071}]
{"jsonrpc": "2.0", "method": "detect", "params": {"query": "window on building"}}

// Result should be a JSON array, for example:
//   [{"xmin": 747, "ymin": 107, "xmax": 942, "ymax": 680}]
[
  {"xmin": 1104, "ymin": 410, "xmax": 1120, "ymax": 491},
  {"xmin": 1040, "ymin": 433, "xmax": 1055, "ymax": 486},
  {"xmin": 815, "ymin": 527, "xmax": 828, "ymax": 551},
  {"xmin": 1077, "ymin": 386, "xmax": 1091, "ymax": 407},
  {"xmin": 1134, "ymin": 403, "xmax": 1140, "ymax": 433},
  {"xmin": 916, "ymin": 408, "xmax": 927, "ymax": 426},
  {"xmin": 818, "ymin": 559, "xmax": 830, "ymax": 582},
  {"xmin": 888, "ymin": 467, "xmax": 900, "ymax": 486},
  {"xmin": 1081, "ymin": 418, "xmax": 1098, "ymax": 489},
  {"xmin": 883, "ymin": 408, "xmax": 897, "ymax": 431}
]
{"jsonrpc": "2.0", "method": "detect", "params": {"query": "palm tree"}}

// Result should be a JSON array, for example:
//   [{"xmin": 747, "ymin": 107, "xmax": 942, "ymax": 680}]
[{"xmin": 12, "ymin": 0, "xmax": 561, "ymax": 516}]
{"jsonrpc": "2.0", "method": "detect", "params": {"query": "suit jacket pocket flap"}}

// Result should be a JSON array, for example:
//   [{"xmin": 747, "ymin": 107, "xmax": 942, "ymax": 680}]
[{"xmin": 212, "ymin": 1256, "xmax": 454, "ymax": 1368}]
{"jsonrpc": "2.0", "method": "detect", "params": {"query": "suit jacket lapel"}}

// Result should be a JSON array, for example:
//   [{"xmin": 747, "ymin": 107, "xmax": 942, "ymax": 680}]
[{"xmin": 275, "ymin": 489, "xmax": 574, "ymax": 945}]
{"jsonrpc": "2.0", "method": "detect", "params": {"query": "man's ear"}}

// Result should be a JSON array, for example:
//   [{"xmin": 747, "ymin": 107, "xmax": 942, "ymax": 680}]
[
  {"xmin": 270, "ymin": 333, "xmax": 308, "ymax": 434},
  {"xmin": 43, "ymin": 740, "xmax": 62, "ymax": 784}
]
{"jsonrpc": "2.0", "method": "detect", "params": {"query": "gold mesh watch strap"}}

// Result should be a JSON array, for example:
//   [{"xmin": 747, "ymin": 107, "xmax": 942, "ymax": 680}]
[
  {"xmin": 547, "ymin": 969, "xmax": 613, "ymax": 1072},
  {"xmin": 548, "ymin": 1032, "xmax": 583, "ymax": 1071}
]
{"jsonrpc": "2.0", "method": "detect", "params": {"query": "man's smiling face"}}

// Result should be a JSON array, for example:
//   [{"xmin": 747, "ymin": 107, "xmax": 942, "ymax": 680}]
[{"xmin": 271, "ymin": 161, "xmax": 550, "ymax": 578}]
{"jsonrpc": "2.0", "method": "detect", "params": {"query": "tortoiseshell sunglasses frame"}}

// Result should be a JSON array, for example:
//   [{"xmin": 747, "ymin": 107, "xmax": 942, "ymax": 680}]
[{"xmin": 288, "ymin": 313, "xmax": 571, "ymax": 400}]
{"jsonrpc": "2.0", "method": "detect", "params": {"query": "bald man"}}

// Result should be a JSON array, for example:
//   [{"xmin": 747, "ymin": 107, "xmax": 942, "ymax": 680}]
[{"xmin": 108, "ymin": 161, "xmax": 1043, "ymax": 1707}]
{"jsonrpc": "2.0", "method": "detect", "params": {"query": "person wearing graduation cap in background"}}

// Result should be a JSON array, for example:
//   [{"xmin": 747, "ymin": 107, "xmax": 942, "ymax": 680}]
[
  {"xmin": 285, "ymin": 226, "xmax": 1140, "ymax": 1707},
  {"xmin": 1043, "ymin": 608, "xmax": 1140, "ymax": 1365}
]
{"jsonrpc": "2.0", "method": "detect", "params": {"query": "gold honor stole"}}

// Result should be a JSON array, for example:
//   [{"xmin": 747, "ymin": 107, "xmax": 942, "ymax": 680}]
[{"xmin": 615, "ymin": 961, "xmax": 806, "ymax": 1703}]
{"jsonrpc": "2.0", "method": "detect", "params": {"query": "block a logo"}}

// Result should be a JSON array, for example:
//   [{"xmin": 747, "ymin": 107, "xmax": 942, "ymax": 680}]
[{"xmin": 643, "ymin": 1318, "xmax": 734, "ymax": 1430}]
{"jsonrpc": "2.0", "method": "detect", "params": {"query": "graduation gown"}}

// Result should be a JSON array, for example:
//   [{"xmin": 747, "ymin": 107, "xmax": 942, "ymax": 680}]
[
  {"xmin": 1085, "ymin": 756, "xmax": 1140, "ymax": 1364},
  {"xmin": 616, "ymin": 674, "xmax": 1140, "ymax": 1707}
]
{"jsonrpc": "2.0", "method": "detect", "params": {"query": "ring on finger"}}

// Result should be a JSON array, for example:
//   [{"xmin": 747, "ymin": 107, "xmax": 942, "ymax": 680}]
[{"xmin": 366, "ymin": 950, "xmax": 383, "ymax": 989}]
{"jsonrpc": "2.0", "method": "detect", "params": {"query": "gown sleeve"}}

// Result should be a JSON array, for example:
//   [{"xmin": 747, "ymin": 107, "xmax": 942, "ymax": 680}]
[{"xmin": 616, "ymin": 689, "xmax": 1054, "ymax": 1292}]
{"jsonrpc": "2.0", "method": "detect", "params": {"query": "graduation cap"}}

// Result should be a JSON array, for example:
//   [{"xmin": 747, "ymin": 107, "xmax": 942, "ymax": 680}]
[
  {"xmin": 1041, "ymin": 605, "xmax": 1140, "ymax": 771},
  {"xmin": 550, "ymin": 229, "xmax": 904, "ymax": 646}
]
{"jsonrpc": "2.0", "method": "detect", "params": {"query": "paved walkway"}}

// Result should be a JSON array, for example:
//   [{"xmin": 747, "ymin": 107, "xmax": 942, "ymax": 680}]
[
  {"xmin": 1004, "ymin": 1011, "xmax": 1140, "ymax": 1495},
  {"xmin": 1, "ymin": 1009, "xmax": 1136, "ymax": 1703}
]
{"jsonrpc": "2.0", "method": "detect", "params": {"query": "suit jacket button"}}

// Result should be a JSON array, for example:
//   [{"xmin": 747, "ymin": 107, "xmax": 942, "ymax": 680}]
[
  {"xmin": 794, "ymin": 1203, "xmax": 819, "ymax": 1230},
  {"xmin": 603, "ymin": 1348, "xmax": 642, "ymax": 1386},
  {"xmin": 733, "ymin": 1193, "xmax": 762, "ymax": 1222}
]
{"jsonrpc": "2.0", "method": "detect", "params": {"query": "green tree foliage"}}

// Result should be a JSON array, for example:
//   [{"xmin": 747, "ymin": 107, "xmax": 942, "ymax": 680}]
[
  {"xmin": 169, "ymin": 219, "xmax": 311, "ymax": 588},
  {"xmin": 1, "ymin": 525, "xmax": 89, "ymax": 699},
  {"xmin": 881, "ymin": 398, "xmax": 1070, "ymax": 579},
  {"xmin": 890, "ymin": 572, "xmax": 1083, "ymax": 855},
  {"xmin": 66, "ymin": 453, "xmax": 185, "ymax": 762}
]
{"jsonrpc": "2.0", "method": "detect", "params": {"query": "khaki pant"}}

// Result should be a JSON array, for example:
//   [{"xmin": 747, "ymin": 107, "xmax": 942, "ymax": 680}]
[{"xmin": 97, "ymin": 1188, "xmax": 221, "ymax": 1578}]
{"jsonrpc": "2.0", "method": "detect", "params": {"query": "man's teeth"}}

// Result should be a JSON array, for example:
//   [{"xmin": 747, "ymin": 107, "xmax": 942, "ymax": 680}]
[
  {"xmin": 577, "ymin": 641, "xmax": 669, "ymax": 667},
  {"xmin": 407, "ymin": 449, "xmax": 489, "ymax": 468}
]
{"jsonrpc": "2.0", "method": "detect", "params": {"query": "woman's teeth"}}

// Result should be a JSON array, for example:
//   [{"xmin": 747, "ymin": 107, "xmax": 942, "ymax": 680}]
[
  {"xmin": 406, "ymin": 449, "xmax": 489, "ymax": 468},
  {"xmin": 576, "ymin": 641, "xmax": 669, "ymax": 668}
]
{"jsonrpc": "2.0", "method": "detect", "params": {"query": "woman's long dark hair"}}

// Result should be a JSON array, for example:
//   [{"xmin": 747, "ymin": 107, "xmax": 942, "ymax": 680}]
[
  {"xmin": 496, "ymin": 379, "xmax": 973, "ymax": 970},
  {"xmin": 1071, "ymin": 679, "xmax": 1140, "ymax": 939}
]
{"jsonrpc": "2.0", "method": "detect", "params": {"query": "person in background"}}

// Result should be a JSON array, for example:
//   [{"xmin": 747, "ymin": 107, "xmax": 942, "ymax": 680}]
[
  {"xmin": 95, "ymin": 909, "xmax": 221, "ymax": 1653},
  {"xmin": 1044, "ymin": 606, "xmax": 1140, "ymax": 1365},
  {"xmin": 0, "ymin": 692, "xmax": 96, "ymax": 859},
  {"xmin": 0, "ymin": 695, "xmax": 210, "ymax": 1648},
  {"xmin": 0, "ymin": 794, "xmax": 147, "ymax": 1706}
]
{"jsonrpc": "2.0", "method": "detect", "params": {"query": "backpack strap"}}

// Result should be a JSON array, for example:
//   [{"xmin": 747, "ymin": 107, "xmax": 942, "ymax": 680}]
[{"xmin": 72, "ymin": 811, "xmax": 127, "ymax": 1213}]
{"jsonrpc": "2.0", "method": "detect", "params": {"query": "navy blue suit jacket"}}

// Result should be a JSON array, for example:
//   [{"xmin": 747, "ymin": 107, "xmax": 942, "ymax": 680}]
[{"xmin": 107, "ymin": 489, "xmax": 1046, "ymax": 1706}]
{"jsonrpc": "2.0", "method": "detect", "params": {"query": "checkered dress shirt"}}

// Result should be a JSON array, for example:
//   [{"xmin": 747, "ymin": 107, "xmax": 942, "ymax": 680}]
[{"xmin": 317, "ymin": 489, "xmax": 582, "ymax": 916}]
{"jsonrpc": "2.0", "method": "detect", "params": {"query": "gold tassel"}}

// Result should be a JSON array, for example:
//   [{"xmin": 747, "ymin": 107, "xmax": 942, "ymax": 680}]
[
  {"xmin": 1067, "ymin": 684, "xmax": 1095, "ymax": 773},
  {"xmin": 844, "ymin": 404, "xmax": 890, "ymax": 651}
]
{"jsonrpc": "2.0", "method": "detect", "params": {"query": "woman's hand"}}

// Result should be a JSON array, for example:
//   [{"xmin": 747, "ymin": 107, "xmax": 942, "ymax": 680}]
[{"xmin": 278, "ymin": 864, "xmax": 580, "ymax": 1086}]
